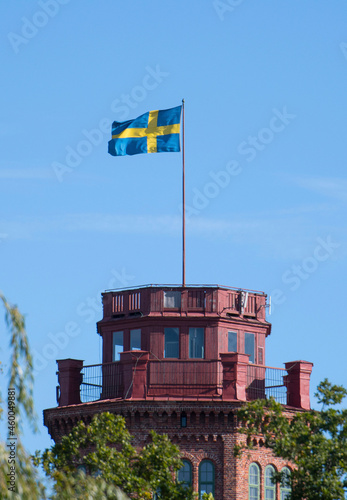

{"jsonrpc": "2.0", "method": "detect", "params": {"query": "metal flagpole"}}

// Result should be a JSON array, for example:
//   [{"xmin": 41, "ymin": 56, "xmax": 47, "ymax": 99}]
[{"xmin": 182, "ymin": 98, "xmax": 186, "ymax": 288}]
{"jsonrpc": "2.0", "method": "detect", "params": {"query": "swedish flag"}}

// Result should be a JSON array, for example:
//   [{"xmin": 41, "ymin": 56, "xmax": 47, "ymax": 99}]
[{"xmin": 108, "ymin": 106, "xmax": 182, "ymax": 157}]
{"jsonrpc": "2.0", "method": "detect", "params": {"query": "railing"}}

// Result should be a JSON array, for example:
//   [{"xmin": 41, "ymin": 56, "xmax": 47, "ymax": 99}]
[
  {"xmin": 105, "ymin": 283, "xmax": 266, "ymax": 293},
  {"xmin": 148, "ymin": 359, "xmax": 223, "ymax": 397},
  {"xmin": 79, "ymin": 360, "xmax": 287, "ymax": 404},
  {"xmin": 80, "ymin": 362, "xmax": 123, "ymax": 403},
  {"xmin": 102, "ymin": 285, "xmax": 267, "ymax": 318},
  {"xmin": 246, "ymin": 365, "xmax": 287, "ymax": 404},
  {"xmin": 113, "ymin": 294, "xmax": 124, "ymax": 313},
  {"xmin": 129, "ymin": 291, "xmax": 141, "ymax": 310}
]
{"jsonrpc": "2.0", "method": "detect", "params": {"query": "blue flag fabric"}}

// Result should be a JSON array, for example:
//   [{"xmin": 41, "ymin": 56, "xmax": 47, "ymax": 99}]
[{"xmin": 108, "ymin": 106, "xmax": 182, "ymax": 156}]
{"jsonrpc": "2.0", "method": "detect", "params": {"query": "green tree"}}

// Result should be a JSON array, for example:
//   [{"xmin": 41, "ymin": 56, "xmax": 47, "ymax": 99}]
[
  {"xmin": 36, "ymin": 411, "xmax": 195, "ymax": 499},
  {"xmin": 235, "ymin": 379, "xmax": 347, "ymax": 500},
  {"xmin": 0, "ymin": 292, "xmax": 45, "ymax": 499}
]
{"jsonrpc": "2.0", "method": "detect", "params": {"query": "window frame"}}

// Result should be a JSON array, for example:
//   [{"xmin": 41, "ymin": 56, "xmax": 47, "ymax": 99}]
[
  {"xmin": 163, "ymin": 290, "xmax": 181, "ymax": 308},
  {"xmin": 180, "ymin": 412, "xmax": 187, "ymax": 428},
  {"xmin": 228, "ymin": 330, "xmax": 238, "ymax": 352},
  {"xmin": 264, "ymin": 464, "xmax": 276, "ymax": 500},
  {"xmin": 189, "ymin": 327, "xmax": 205, "ymax": 359},
  {"xmin": 280, "ymin": 467, "xmax": 291, "ymax": 500},
  {"xmin": 177, "ymin": 459, "xmax": 192, "ymax": 489},
  {"xmin": 249, "ymin": 462, "xmax": 260, "ymax": 500},
  {"xmin": 199, "ymin": 459, "xmax": 215, "ymax": 498},
  {"xmin": 245, "ymin": 332, "xmax": 255, "ymax": 363},
  {"xmin": 130, "ymin": 328, "xmax": 141, "ymax": 351}
]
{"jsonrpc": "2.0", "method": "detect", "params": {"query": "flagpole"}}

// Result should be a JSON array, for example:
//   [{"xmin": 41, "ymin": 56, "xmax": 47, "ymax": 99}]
[{"xmin": 182, "ymin": 98, "xmax": 186, "ymax": 288}]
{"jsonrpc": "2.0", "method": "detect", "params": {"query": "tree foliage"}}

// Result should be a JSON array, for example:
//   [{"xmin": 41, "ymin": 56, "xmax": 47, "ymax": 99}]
[
  {"xmin": 235, "ymin": 379, "xmax": 347, "ymax": 500},
  {"xmin": 0, "ymin": 293, "xmax": 36, "ymax": 429},
  {"xmin": 35, "ymin": 411, "xmax": 194, "ymax": 499},
  {"xmin": 0, "ymin": 293, "xmax": 45, "ymax": 500}
]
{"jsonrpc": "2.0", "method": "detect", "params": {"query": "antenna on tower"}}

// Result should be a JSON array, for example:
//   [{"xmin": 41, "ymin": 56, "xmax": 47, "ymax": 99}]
[{"xmin": 258, "ymin": 295, "xmax": 272, "ymax": 316}]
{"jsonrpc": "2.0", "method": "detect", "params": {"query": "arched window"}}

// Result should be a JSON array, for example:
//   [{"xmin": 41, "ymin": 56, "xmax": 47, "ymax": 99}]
[
  {"xmin": 280, "ymin": 467, "xmax": 291, "ymax": 500},
  {"xmin": 177, "ymin": 460, "xmax": 192, "ymax": 489},
  {"xmin": 180, "ymin": 412, "xmax": 187, "ymax": 428},
  {"xmin": 199, "ymin": 460, "xmax": 214, "ymax": 498},
  {"xmin": 265, "ymin": 465, "xmax": 276, "ymax": 499},
  {"xmin": 249, "ymin": 463, "xmax": 260, "ymax": 500}
]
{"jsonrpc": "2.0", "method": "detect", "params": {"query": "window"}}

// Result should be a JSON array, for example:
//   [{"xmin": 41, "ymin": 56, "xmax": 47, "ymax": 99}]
[
  {"xmin": 164, "ymin": 327, "xmax": 179, "ymax": 358},
  {"xmin": 199, "ymin": 460, "xmax": 214, "ymax": 498},
  {"xmin": 164, "ymin": 290, "xmax": 181, "ymax": 308},
  {"xmin": 112, "ymin": 331, "xmax": 123, "ymax": 361},
  {"xmin": 280, "ymin": 467, "xmax": 291, "ymax": 500},
  {"xmin": 249, "ymin": 463, "xmax": 260, "ymax": 500},
  {"xmin": 245, "ymin": 332, "xmax": 255, "ymax": 363},
  {"xmin": 265, "ymin": 465, "xmax": 276, "ymax": 500},
  {"xmin": 178, "ymin": 460, "xmax": 192, "ymax": 489},
  {"xmin": 130, "ymin": 329, "xmax": 141, "ymax": 350},
  {"xmin": 228, "ymin": 331, "xmax": 237, "ymax": 352},
  {"xmin": 189, "ymin": 327, "xmax": 204, "ymax": 358},
  {"xmin": 181, "ymin": 412, "xmax": 187, "ymax": 428}
]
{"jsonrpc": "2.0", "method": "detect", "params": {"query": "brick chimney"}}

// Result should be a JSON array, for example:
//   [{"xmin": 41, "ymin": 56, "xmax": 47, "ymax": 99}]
[
  {"xmin": 57, "ymin": 358, "xmax": 83, "ymax": 406},
  {"xmin": 284, "ymin": 360, "xmax": 313, "ymax": 410}
]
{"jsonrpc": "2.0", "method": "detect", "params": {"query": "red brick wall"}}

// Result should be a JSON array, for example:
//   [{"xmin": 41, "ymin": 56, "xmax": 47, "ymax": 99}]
[{"xmin": 44, "ymin": 400, "xmax": 296, "ymax": 500}]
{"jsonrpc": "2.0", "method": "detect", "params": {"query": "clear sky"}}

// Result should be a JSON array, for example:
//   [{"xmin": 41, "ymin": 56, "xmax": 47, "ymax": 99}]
[{"xmin": 1, "ymin": 0, "xmax": 347, "ymax": 455}]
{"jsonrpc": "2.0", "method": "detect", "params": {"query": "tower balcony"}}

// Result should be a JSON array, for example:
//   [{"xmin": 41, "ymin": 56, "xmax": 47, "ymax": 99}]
[{"xmin": 55, "ymin": 354, "xmax": 313, "ymax": 410}]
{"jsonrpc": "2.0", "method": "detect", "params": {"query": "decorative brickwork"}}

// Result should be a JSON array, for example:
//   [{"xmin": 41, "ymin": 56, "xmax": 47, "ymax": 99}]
[{"xmin": 45, "ymin": 399, "xmax": 298, "ymax": 499}]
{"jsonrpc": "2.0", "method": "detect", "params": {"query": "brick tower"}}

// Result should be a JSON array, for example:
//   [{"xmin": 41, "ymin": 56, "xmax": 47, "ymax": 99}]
[{"xmin": 44, "ymin": 284, "xmax": 313, "ymax": 499}]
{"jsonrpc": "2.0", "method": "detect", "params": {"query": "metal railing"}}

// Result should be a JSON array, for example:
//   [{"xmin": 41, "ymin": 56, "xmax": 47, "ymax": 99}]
[
  {"xmin": 80, "ymin": 360, "xmax": 287, "ymax": 404},
  {"xmin": 246, "ymin": 364, "xmax": 287, "ymax": 404},
  {"xmin": 104, "ymin": 283, "xmax": 266, "ymax": 294},
  {"xmin": 80, "ymin": 362, "xmax": 123, "ymax": 403}
]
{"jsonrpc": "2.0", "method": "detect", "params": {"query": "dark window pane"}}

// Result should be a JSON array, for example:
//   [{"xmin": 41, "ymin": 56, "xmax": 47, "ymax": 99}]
[
  {"xmin": 178, "ymin": 460, "xmax": 192, "ymax": 488},
  {"xmin": 280, "ymin": 467, "xmax": 291, "ymax": 499},
  {"xmin": 130, "ymin": 329, "xmax": 141, "ymax": 350},
  {"xmin": 199, "ymin": 460, "xmax": 214, "ymax": 498},
  {"xmin": 189, "ymin": 327, "xmax": 204, "ymax": 358},
  {"xmin": 113, "ymin": 331, "xmax": 123, "ymax": 361},
  {"xmin": 249, "ymin": 463, "xmax": 260, "ymax": 500},
  {"xmin": 228, "ymin": 331, "xmax": 237, "ymax": 352},
  {"xmin": 245, "ymin": 332, "xmax": 255, "ymax": 363},
  {"xmin": 181, "ymin": 414, "xmax": 187, "ymax": 427},
  {"xmin": 164, "ymin": 327, "xmax": 179, "ymax": 358},
  {"xmin": 265, "ymin": 466, "xmax": 275, "ymax": 499}
]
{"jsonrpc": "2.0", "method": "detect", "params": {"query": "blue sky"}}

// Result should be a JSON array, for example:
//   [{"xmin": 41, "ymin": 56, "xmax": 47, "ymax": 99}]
[{"xmin": 1, "ymin": 1, "xmax": 347, "ymax": 454}]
